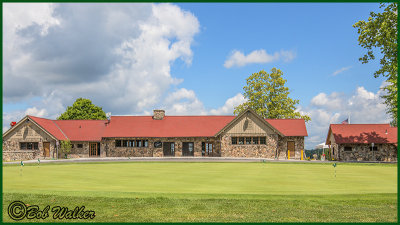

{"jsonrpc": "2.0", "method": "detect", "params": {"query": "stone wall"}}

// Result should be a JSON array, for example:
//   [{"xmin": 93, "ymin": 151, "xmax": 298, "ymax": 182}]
[
  {"xmin": 276, "ymin": 136, "xmax": 304, "ymax": 160},
  {"xmin": 3, "ymin": 121, "xmax": 57, "ymax": 161},
  {"xmin": 220, "ymin": 133, "xmax": 279, "ymax": 158},
  {"xmin": 338, "ymin": 143, "xmax": 397, "ymax": 162},
  {"xmin": 102, "ymin": 137, "xmax": 219, "ymax": 157}
]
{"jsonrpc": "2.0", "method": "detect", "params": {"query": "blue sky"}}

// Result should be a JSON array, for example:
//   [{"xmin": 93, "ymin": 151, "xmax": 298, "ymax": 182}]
[{"xmin": 3, "ymin": 3, "xmax": 390, "ymax": 149}]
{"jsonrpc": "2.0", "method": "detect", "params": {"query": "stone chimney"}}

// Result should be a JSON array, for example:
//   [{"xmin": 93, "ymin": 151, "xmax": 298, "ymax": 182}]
[{"xmin": 153, "ymin": 110, "xmax": 165, "ymax": 120}]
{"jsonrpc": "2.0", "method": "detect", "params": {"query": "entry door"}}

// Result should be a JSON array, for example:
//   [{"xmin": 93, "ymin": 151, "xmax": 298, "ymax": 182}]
[
  {"xmin": 89, "ymin": 143, "xmax": 99, "ymax": 157},
  {"xmin": 202, "ymin": 142, "xmax": 213, "ymax": 156},
  {"xmin": 163, "ymin": 142, "xmax": 175, "ymax": 156},
  {"xmin": 43, "ymin": 142, "xmax": 50, "ymax": 157},
  {"xmin": 182, "ymin": 142, "xmax": 194, "ymax": 156},
  {"xmin": 287, "ymin": 141, "xmax": 295, "ymax": 158}
]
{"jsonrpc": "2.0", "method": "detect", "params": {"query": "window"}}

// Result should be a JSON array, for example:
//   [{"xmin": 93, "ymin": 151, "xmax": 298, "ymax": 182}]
[
  {"xmin": 238, "ymin": 137, "xmax": 244, "ymax": 145},
  {"xmin": 260, "ymin": 137, "xmax": 266, "ymax": 145},
  {"xmin": 245, "ymin": 137, "xmax": 251, "ymax": 145},
  {"xmin": 122, "ymin": 140, "xmax": 128, "ymax": 147},
  {"xmin": 77, "ymin": 144, "xmax": 83, "ymax": 148},
  {"xmin": 231, "ymin": 137, "xmax": 237, "ymax": 145},
  {"xmin": 71, "ymin": 144, "xmax": 74, "ymax": 149},
  {"xmin": 20, "ymin": 142, "xmax": 38, "ymax": 150},
  {"xmin": 344, "ymin": 146, "xmax": 352, "ymax": 151},
  {"xmin": 137, "ymin": 140, "xmax": 142, "ymax": 147},
  {"xmin": 369, "ymin": 146, "xmax": 378, "ymax": 151},
  {"xmin": 252, "ymin": 137, "xmax": 259, "ymax": 145},
  {"xmin": 115, "ymin": 140, "xmax": 121, "ymax": 147},
  {"xmin": 129, "ymin": 140, "xmax": 135, "ymax": 147},
  {"xmin": 144, "ymin": 140, "xmax": 148, "ymax": 147}
]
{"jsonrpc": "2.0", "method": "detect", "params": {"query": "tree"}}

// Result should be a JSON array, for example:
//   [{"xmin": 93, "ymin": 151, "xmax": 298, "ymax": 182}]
[
  {"xmin": 60, "ymin": 139, "xmax": 72, "ymax": 158},
  {"xmin": 57, "ymin": 98, "xmax": 107, "ymax": 120},
  {"xmin": 234, "ymin": 68, "xmax": 311, "ymax": 122},
  {"xmin": 353, "ymin": 3, "xmax": 397, "ymax": 126}
]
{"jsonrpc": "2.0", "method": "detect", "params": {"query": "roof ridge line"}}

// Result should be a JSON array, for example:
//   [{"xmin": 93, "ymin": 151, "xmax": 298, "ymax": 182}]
[{"xmin": 52, "ymin": 120, "xmax": 69, "ymax": 140}]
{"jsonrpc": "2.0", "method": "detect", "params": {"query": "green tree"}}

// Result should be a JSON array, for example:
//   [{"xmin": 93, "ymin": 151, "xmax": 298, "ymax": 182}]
[
  {"xmin": 57, "ymin": 98, "xmax": 107, "ymax": 120},
  {"xmin": 60, "ymin": 139, "xmax": 72, "ymax": 159},
  {"xmin": 353, "ymin": 3, "xmax": 397, "ymax": 126},
  {"xmin": 234, "ymin": 68, "xmax": 311, "ymax": 122}
]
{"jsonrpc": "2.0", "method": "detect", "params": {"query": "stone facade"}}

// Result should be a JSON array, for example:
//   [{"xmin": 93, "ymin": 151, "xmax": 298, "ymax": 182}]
[
  {"xmin": 337, "ymin": 143, "xmax": 397, "ymax": 162},
  {"xmin": 277, "ymin": 136, "xmax": 304, "ymax": 160},
  {"xmin": 3, "ymin": 120, "xmax": 56, "ymax": 161},
  {"xmin": 102, "ymin": 137, "xmax": 220, "ymax": 157},
  {"xmin": 220, "ymin": 133, "xmax": 278, "ymax": 158}
]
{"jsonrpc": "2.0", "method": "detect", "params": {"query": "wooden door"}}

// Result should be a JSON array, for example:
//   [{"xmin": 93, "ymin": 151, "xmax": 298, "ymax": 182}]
[
  {"xmin": 182, "ymin": 142, "xmax": 194, "ymax": 156},
  {"xmin": 89, "ymin": 143, "xmax": 98, "ymax": 157},
  {"xmin": 287, "ymin": 141, "xmax": 295, "ymax": 158},
  {"xmin": 43, "ymin": 142, "xmax": 50, "ymax": 157},
  {"xmin": 163, "ymin": 142, "xmax": 175, "ymax": 156}
]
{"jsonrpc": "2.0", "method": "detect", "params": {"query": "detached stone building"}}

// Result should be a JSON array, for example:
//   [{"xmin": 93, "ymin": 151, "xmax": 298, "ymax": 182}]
[
  {"xmin": 325, "ymin": 124, "xmax": 397, "ymax": 162},
  {"xmin": 3, "ymin": 108, "xmax": 308, "ymax": 161}
]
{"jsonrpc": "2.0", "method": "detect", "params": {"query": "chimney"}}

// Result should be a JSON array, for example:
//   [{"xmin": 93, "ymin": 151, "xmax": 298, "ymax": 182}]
[{"xmin": 153, "ymin": 110, "xmax": 165, "ymax": 120}]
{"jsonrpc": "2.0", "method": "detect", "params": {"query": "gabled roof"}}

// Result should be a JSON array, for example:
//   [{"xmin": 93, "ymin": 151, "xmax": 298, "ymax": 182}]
[
  {"xmin": 266, "ymin": 119, "xmax": 308, "ymax": 136},
  {"xmin": 102, "ymin": 116, "xmax": 235, "ymax": 138},
  {"xmin": 215, "ymin": 107, "xmax": 285, "ymax": 136},
  {"xmin": 4, "ymin": 111, "xmax": 308, "ymax": 141},
  {"xmin": 28, "ymin": 116, "xmax": 107, "ymax": 141},
  {"xmin": 325, "ymin": 124, "xmax": 397, "ymax": 145}
]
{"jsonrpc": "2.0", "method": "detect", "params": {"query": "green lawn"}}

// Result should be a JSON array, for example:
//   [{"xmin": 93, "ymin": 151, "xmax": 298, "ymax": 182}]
[{"xmin": 2, "ymin": 162, "xmax": 398, "ymax": 222}]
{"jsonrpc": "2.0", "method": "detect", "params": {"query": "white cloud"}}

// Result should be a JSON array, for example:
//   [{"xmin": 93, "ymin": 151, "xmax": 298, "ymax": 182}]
[
  {"xmin": 303, "ymin": 82, "xmax": 390, "ymax": 149},
  {"xmin": 3, "ymin": 3, "xmax": 201, "ymax": 128},
  {"xmin": 25, "ymin": 107, "xmax": 47, "ymax": 117},
  {"xmin": 224, "ymin": 49, "xmax": 296, "ymax": 68},
  {"xmin": 332, "ymin": 66, "xmax": 352, "ymax": 76},
  {"xmin": 209, "ymin": 93, "xmax": 246, "ymax": 115}
]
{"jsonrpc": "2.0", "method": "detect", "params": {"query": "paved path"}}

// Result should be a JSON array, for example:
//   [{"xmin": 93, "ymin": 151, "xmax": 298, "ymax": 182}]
[{"xmin": 3, "ymin": 157, "xmax": 395, "ymax": 165}]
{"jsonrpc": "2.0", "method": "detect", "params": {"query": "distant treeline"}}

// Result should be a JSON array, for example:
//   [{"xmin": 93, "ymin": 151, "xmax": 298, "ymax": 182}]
[{"xmin": 304, "ymin": 149, "xmax": 330, "ymax": 160}]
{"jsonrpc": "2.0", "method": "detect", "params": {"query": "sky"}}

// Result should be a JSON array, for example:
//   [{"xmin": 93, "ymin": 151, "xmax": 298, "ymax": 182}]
[{"xmin": 3, "ymin": 3, "xmax": 391, "ymax": 149}]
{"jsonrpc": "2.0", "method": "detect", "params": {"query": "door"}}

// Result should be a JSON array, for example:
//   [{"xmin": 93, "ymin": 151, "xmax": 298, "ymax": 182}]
[
  {"xmin": 287, "ymin": 141, "xmax": 295, "ymax": 159},
  {"xmin": 43, "ymin": 142, "xmax": 50, "ymax": 157},
  {"xmin": 202, "ymin": 142, "xmax": 213, "ymax": 156},
  {"xmin": 182, "ymin": 142, "xmax": 194, "ymax": 156},
  {"xmin": 163, "ymin": 142, "xmax": 175, "ymax": 156},
  {"xmin": 89, "ymin": 143, "xmax": 100, "ymax": 157}
]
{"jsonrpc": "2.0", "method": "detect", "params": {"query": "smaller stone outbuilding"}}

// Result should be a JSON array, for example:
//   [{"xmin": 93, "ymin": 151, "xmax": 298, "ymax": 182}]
[{"xmin": 325, "ymin": 124, "xmax": 397, "ymax": 162}]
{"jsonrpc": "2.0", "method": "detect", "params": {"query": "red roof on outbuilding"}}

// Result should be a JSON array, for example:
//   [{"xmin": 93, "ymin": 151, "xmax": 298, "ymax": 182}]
[{"xmin": 326, "ymin": 124, "xmax": 397, "ymax": 145}]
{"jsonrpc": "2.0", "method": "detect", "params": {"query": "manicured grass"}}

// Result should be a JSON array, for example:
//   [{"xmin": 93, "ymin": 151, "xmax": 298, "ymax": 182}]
[{"xmin": 2, "ymin": 162, "xmax": 398, "ymax": 222}]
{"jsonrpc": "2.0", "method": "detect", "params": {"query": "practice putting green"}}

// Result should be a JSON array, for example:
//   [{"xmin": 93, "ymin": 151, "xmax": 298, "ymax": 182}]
[{"xmin": 2, "ymin": 162, "xmax": 397, "ymax": 222}]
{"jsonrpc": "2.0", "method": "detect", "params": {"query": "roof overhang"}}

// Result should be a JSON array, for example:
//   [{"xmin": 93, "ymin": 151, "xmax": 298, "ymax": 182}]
[{"xmin": 214, "ymin": 107, "xmax": 284, "ymax": 137}]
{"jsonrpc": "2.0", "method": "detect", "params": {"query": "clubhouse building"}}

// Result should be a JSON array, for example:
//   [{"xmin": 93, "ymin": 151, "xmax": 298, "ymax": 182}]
[
  {"xmin": 325, "ymin": 124, "xmax": 397, "ymax": 162},
  {"xmin": 2, "ymin": 108, "xmax": 308, "ymax": 161}
]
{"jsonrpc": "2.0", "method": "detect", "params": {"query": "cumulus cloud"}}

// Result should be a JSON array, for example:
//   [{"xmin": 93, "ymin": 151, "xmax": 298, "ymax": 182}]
[
  {"xmin": 209, "ymin": 93, "xmax": 246, "ymax": 115},
  {"xmin": 3, "ymin": 3, "xmax": 202, "ymax": 127},
  {"xmin": 303, "ymin": 83, "xmax": 390, "ymax": 149},
  {"xmin": 224, "ymin": 49, "xmax": 296, "ymax": 68},
  {"xmin": 332, "ymin": 66, "xmax": 352, "ymax": 76}
]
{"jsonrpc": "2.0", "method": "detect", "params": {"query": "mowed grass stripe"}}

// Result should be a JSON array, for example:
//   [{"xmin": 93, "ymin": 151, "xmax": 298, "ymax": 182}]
[
  {"xmin": 3, "ymin": 162, "xmax": 397, "ymax": 195},
  {"xmin": 2, "ymin": 192, "xmax": 397, "ymax": 222}
]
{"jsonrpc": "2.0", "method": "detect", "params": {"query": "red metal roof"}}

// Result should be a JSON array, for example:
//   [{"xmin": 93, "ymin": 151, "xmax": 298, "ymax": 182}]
[
  {"xmin": 102, "ymin": 116, "xmax": 236, "ymax": 137},
  {"xmin": 327, "ymin": 124, "xmax": 397, "ymax": 144},
  {"xmin": 266, "ymin": 119, "xmax": 308, "ymax": 136},
  {"xmin": 28, "ymin": 116, "xmax": 67, "ymax": 140},
  {"xmin": 29, "ymin": 116, "xmax": 107, "ymax": 141},
  {"xmin": 27, "ymin": 115, "xmax": 308, "ymax": 141},
  {"xmin": 54, "ymin": 120, "xmax": 107, "ymax": 141}
]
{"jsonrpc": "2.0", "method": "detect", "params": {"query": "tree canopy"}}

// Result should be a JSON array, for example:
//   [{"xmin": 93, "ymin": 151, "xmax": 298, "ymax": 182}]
[
  {"xmin": 353, "ymin": 3, "xmax": 397, "ymax": 126},
  {"xmin": 234, "ymin": 68, "xmax": 311, "ymax": 122},
  {"xmin": 57, "ymin": 98, "xmax": 107, "ymax": 120}
]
